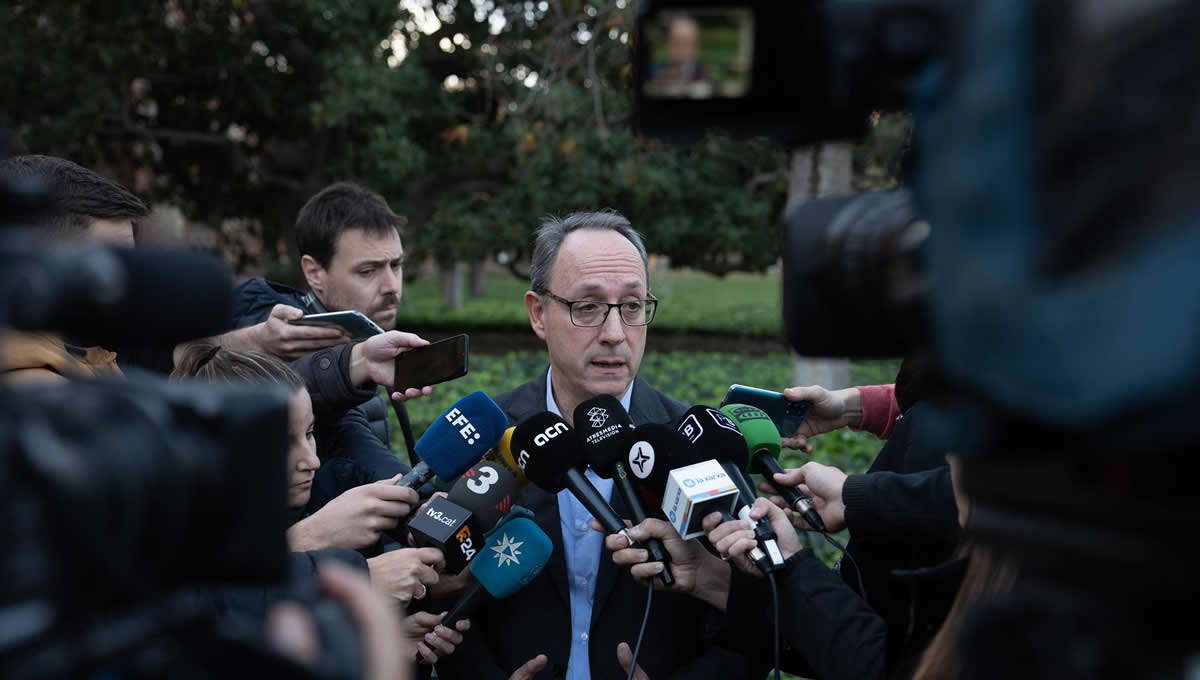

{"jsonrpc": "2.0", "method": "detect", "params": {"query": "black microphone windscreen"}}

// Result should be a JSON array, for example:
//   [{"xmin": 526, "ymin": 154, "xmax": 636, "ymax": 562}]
[
  {"xmin": 676, "ymin": 405, "xmax": 749, "ymax": 469},
  {"xmin": 625, "ymin": 423, "xmax": 693, "ymax": 501},
  {"xmin": 510, "ymin": 412, "xmax": 581, "ymax": 492},
  {"xmin": 448, "ymin": 461, "xmax": 520, "ymax": 530},
  {"xmin": 574, "ymin": 394, "xmax": 633, "ymax": 478}
]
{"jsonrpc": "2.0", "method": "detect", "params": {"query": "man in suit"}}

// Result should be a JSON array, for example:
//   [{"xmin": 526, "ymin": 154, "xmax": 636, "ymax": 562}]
[{"xmin": 436, "ymin": 211, "xmax": 747, "ymax": 680}]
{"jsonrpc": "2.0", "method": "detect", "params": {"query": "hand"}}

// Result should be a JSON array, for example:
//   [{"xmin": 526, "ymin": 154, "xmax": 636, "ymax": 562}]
[
  {"xmin": 597, "ymin": 518, "xmax": 731, "ymax": 612},
  {"xmin": 256, "ymin": 304, "xmax": 350, "ymax": 359},
  {"xmin": 366, "ymin": 547, "xmax": 446, "ymax": 603},
  {"xmin": 266, "ymin": 562, "xmax": 411, "ymax": 680},
  {"xmin": 350, "ymin": 331, "xmax": 437, "ymax": 402},
  {"xmin": 758, "ymin": 462, "xmax": 848, "ymax": 533},
  {"xmin": 288, "ymin": 475, "xmax": 419, "ymax": 551},
  {"xmin": 703, "ymin": 499, "xmax": 804, "ymax": 577},
  {"xmin": 406, "ymin": 610, "xmax": 470, "ymax": 665},
  {"xmin": 428, "ymin": 568, "xmax": 471, "ymax": 599},
  {"xmin": 617, "ymin": 643, "xmax": 649, "ymax": 680},
  {"xmin": 509, "ymin": 654, "xmax": 549, "ymax": 680},
  {"xmin": 780, "ymin": 385, "xmax": 862, "ymax": 451}
]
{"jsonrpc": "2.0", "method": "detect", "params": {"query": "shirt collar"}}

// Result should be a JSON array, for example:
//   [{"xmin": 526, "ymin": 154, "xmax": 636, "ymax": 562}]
[{"xmin": 545, "ymin": 365, "xmax": 633, "ymax": 420}]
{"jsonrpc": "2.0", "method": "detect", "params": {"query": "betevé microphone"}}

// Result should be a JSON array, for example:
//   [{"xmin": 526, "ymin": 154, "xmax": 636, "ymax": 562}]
[
  {"xmin": 484, "ymin": 426, "xmax": 531, "ymax": 488},
  {"xmin": 575, "ymin": 395, "xmax": 674, "ymax": 586},
  {"xmin": 721, "ymin": 403, "xmax": 826, "ymax": 532},
  {"xmin": 397, "ymin": 391, "xmax": 507, "ymax": 488},
  {"xmin": 440, "ymin": 514, "xmax": 553, "ymax": 629},
  {"xmin": 511, "ymin": 412, "xmax": 638, "ymax": 547}
]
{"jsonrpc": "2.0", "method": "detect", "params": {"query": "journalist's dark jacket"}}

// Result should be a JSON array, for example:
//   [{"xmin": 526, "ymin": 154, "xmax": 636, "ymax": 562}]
[
  {"xmin": 435, "ymin": 369, "xmax": 751, "ymax": 680},
  {"xmin": 232, "ymin": 278, "xmax": 410, "ymax": 510}
]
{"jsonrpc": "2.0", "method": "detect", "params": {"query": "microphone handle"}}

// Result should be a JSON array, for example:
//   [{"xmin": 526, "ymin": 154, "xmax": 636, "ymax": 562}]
[
  {"xmin": 753, "ymin": 452, "xmax": 827, "ymax": 533},
  {"xmin": 416, "ymin": 580, "xmax": 487, "ymax": 663},
  {"xmin": 397, "ymin": 460, "xmax": 433, "ymax": 489},
  {"xmin": 719, "ymin": 459, "xmax": 758, "ymax": 513},
  {"xmin": 614, "ymin": 462, "xmax": 675, "ymax": 587},
  {"xmin": 564, "ymin": 467, "xmax": 640, "ymax": 548}
]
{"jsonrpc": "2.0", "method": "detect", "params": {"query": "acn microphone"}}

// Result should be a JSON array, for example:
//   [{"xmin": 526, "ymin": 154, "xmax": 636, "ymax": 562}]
[
  {"xmin": 511, "ymin": 412, "xmax": 639, "ymax": 547},
  {"xmin": 396, "ymin": 391, "xmax": 507, "ymax": 489}
]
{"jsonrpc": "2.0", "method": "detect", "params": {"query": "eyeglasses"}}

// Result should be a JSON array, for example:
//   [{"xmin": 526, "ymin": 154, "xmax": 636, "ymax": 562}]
[{"xmin": 543, "ymin": 292, "xmax": 659, "ymax": 327}]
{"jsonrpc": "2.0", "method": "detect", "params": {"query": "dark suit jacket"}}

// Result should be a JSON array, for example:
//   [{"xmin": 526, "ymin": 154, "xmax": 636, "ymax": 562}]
[{"xmin": 436, "ymin": 368, "xmax": 749, "ymax": 680}]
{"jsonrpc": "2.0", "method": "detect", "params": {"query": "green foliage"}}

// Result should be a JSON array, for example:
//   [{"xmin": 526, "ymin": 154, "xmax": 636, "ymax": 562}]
[{"xmin": 396, "ymin": 269, "xmax": 785, "ymax": 337}]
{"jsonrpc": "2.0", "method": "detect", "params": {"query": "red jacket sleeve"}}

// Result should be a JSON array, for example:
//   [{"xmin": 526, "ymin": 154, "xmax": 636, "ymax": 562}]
[{"xmin": 852, "ymin": 384, "xmax": 900, "ymax": 439}]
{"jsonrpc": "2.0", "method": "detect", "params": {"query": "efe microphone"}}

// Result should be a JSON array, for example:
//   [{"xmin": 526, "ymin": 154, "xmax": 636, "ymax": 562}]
[
  {"xmin": 511, "ymin": 412, "xmax": 639, "ymax": 548},
  {"xmin": 396, "ymin": 391, "xmax": 507, "ymax": 488},
  {"xmin": 574, "ymin": 395, "xmax": 675, "ymax": 586},
  {"xmin": 721, "ymin": 404, "xmax": 827, "ymax": 533}
]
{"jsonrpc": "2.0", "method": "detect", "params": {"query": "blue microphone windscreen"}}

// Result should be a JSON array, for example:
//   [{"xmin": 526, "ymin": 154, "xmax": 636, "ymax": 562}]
[
  {"xmin": 468, "ymin": 516, "xmax": 553, "ymax": 598},
  {"xmin": 416, "ymin": 391, "xmax": 508, "ymax": 480}
]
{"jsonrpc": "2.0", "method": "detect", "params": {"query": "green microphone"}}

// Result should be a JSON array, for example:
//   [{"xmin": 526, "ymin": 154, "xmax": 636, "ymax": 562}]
[{"xmin": 719, "ymin": 404, "xmax": 828, "ymax": 533}]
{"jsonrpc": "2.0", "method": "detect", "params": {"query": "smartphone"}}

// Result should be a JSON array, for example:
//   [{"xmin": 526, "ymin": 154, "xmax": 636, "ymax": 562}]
[
  {"xmin": 394, "ymin": 334, "xmax": 470, "ymax": 390},
  {"xmin": 720, "ymin": 384, "xmax": 811, "ymax": 438},
  {"xmin": 290, "ymin": 310, "xmax": 385, "ymax": 341}
]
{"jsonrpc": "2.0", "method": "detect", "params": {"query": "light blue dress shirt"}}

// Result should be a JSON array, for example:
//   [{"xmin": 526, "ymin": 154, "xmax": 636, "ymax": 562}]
[{"xmin": 546, "ymin": 367, "xmax": 632, "ymax": 680}]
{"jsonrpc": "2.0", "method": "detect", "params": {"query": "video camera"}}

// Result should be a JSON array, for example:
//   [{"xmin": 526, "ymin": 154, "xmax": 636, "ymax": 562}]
[
  {"xmin": 635, "ymin": 0, "xmax": 1200, "ymax": 676},
  {"xmin": 0, "ymin": 165, "xmax": 358, "ymax": 678}
]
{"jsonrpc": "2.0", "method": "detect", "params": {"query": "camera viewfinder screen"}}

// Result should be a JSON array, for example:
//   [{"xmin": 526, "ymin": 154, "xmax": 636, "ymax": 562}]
[{"xmin": 643, "ymin": 9, "xmax": 754, "ymax": 99}]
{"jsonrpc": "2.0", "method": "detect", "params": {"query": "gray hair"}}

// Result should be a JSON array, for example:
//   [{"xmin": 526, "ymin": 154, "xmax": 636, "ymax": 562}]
[{"xmin": 529, "ymin": 210, "xmax": 650, "ymax": 294}]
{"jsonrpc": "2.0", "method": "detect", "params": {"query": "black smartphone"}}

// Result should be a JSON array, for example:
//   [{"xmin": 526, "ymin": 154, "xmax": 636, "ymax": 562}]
[
  {"xmin": 394, "ymin": 334, "xmax": 469, "ymax": 390},
  {"xmin": 720, "ymin": 384, "xmax": 811, "ymax": 438},
  {"xmin": 290, "ymin": 310, "xmax": 385, "ymax": 341}
]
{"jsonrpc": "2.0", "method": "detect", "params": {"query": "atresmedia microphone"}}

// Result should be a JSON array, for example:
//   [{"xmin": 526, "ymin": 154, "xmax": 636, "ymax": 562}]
[
  {"xmin": 440, "ymin": 513, "xmax": 553, "ymax": 628},
  {"xmin": 396, "ymin": 391, "xmax": 507, "ymax": 489},
  {"xmin": 575, "ymin": 395, "xmax": 675, "ymax": 586},
  {"xmin": 721, "ymin": 403, "xmax": 827, "ymax": 532},
  {"xmin": 511, "ymin": 412, "xmax": 639, "ymax": 547}
]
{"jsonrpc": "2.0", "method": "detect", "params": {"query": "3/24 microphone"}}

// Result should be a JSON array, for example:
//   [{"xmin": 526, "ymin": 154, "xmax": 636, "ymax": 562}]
[
  {"xmin": 574, "ymin": 395, "xmax": 675, "ymax": 586},
  {"xmin": 511, "ymin": 412, "xmax": 639, "ymax": 547},
  {"xmin": 397, "ymin": 391, "xmax": 507, "ymax": 489},
  {"xmin": 409, "ymin": 460, "xmax": 522, "ymax": 573},
  {"xmin": 721, "ymin": 404, "xmax": 827, "ymax": 533}
]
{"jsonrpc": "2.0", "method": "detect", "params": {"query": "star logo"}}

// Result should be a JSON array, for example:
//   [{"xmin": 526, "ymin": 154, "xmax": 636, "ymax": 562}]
[
  {"xmin": 491, "ymin": 533, "xmax": 524, "ymax": 567},
  {"xmin": 587, "ymin": 407, "xmax": 609, "ymax": 429},
  {"xmin": 628, "ymin": 442, "xmax": 655, "ymax": 479}
]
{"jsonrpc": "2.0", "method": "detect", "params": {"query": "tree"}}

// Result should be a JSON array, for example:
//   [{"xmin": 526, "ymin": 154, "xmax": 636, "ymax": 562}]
[{"xmin": 1, "ymin": 0, "xmax": 791, "ymax": 278}]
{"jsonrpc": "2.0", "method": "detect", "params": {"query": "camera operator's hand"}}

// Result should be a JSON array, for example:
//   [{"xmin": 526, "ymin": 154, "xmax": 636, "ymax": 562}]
[
  {"xmin": 288, "ymin": 475, "xmax": 419, "ymax": 551},
  {"xmin": 509, "ymin": 655, "xmax": 549, "ymax": 680},
  {"xmin": 759, "ymin": 462, "xmax": 848, "ymax": 533},
  {"xmin": 258, "ymin": 304, "xmax": 351, "ymax": 359},
  {"xmin": 596, "ymin": 518, "xmax": 732, "ymax": 613},
  {"xmin": 406, "ymin": 611, "xmax": 470, "ymax": 664},
  {"xmin": 266, "ymin": 562, "xmax": 411, "ymax": 680},
  {"xmin": 703, "ymin": 499, "xmax": 804, "ymax": 577},
  {"xmin": 366, "ymin": 547, "xmax": 445, "ymax": 603},
  {"xmin": 780, "ymin": 385, "xmax": 863, "ymax": 451},
  {"xmin": 349, "ymin": 331, "xmax": 437, "ymax": 402}
]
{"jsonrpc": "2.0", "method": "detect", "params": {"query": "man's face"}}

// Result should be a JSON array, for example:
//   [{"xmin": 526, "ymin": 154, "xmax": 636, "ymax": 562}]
[
  {"xmin": 303, "ymin": 228, "xmax": 403, "ymax": 330},
  {"xmin": 86, "ymin": 218, "xmax": 136, "ymax": 247},
  {"xmin": 526, "ymin": 229, "xmax": 649, "ymax": 404}
]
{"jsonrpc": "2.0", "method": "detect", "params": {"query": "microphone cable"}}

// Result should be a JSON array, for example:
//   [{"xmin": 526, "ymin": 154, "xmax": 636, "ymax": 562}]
[
  {"xmin": 820, "ymin": 532, "xmax": 867, "ymax": 600},
  {"xmin": 627, "ymin": 582, "xmax": 654, "ymax": 680},
  {"xmin": 766, "ymin": 570, "xmax": 782, "ymax": 680}
]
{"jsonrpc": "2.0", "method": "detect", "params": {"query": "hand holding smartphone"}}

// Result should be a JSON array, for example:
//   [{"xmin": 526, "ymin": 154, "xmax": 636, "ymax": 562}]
[
  {"xmin": 393, "ymin": 334, "xmax": 470, "ymax": 391},
  {"xmin": 290, "ymin": 310, "xmax": 385, "ymax": 341},
  {"xmin": 720, "ymin": 384, "xmax": 812, "ymax": 438}
]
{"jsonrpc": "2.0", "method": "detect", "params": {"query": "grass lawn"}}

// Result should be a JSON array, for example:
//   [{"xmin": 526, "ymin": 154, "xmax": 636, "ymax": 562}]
[{"xmin": 396, "ymin": 269, "xmax": 784, "ymax": 338}]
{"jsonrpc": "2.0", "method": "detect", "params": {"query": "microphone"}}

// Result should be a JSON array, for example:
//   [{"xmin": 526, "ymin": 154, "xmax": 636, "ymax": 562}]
[
  {"xmin": 408, "ymin": 496, "xmax": 481, "ymax": 574},
  {"xmin": 510, "ymin": 412, "xmax": 638, "ymax": 547},
  {"xmin": 440, "ymin": 514, "xmax": 554, "ymax": 629},
  {"xmin": 397, "ymin": 392, "xmax": 507, "ymax": 489},
  {"xmin": 721, "ymin": 404, "xmax": 827, "ymax": 533},
  {"xmin": 484, "ymin": 426, "xmax": 531, "ymax": 488},
  {"xmin": 448, "ymin": 461, "xmax": 521, "ymax": 533},
  {"xmin": 677, "ymin": 406, "xmax": 787, "ymax": 570},
  {"xmin": 574, "ymin": 395, "xmax": 675, "ymax": 586}
]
